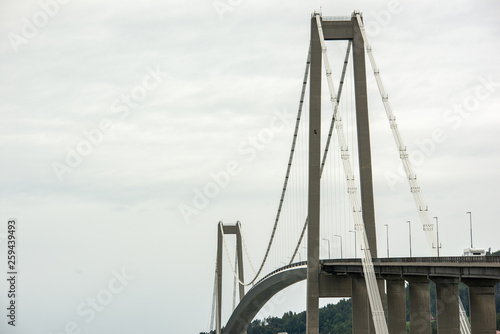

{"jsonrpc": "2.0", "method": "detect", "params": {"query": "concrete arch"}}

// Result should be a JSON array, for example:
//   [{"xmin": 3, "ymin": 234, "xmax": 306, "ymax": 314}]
[{"xmin": 224, "ymin": 267, "xmax": 307, "ymax": 334}]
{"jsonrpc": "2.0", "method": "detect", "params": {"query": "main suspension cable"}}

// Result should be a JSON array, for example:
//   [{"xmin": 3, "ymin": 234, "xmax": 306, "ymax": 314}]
[
  {"xmin": 239, "ymin": 224, "xmax": 257, "ymax": 275},
  {"xmin": 218, "ymin": 46, "xmax": 312, "ymax": 286}
]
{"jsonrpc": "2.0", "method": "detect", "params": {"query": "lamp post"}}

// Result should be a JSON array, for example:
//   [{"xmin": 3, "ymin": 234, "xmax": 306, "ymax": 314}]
[
  {"xmin": 334, "ymin": 235, "xmax": 343, "ymax": 259},
  {"xmin": 322, "ymin": 238, "xmax": 331, "ymax": 259},
  {"xmin": 466, "ymin": 211, "xmax": 473, "ymax": 248},
  {"xmin": 434, "ymin": 217, "xmax": 440, "ymax": 257},
  {"xmin": 384, "ymin": 224, "xmax": 389, "ymax": 257},
  {"xmin": 349, "ymin": 230, "xmax": 356, "ymax": 258},
  {"xmin": 406, "ymin": 221, "xmax": 412, "ymax": 257}
]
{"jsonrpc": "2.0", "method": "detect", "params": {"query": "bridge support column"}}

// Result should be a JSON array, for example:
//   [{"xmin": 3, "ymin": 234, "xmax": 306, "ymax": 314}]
[
  {"xmin": 351, "ymin": 274, "xmax": 370, "ymax": 334},
  {"xmin": 369, "ymin": 279, "xmax": 387, "ymax": 334},
  {"xmin": 306, "ymin": 13, "xmax": 322, "ymax": 334},
  {"xmin": 235, "ymin": 222, "xmax": 245, "ymax": 302},
  {"xmin": 432, "ymin": 277, "xmax": 460, "ymax": 334},
  {"xmin": 351, "ymin": 10, "xmax": 377, "ymax": 260},
  {"xmin": 406, "ymin": 276, "xmax": 431, "ymax": 334},
  {"xmin": 463, "ymin": 278, "xmax": 498, "ymax": 334},
  {"xmin": 386, "ymin": 277, "xmax": 407, "ymax": 334},
  {"xmin": 216, "ymin": 222, "xmax": 223, "ymax": 334}
]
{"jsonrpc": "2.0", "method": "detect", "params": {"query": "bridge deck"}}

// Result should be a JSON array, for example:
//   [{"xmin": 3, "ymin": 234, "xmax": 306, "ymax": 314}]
[
  {"xmin": 252, "ymin": 256, "xmax": 500, "ymax": 290},
  {"xmin": 322, "ymin": 257, "xmax": 500, "ymax": 281},
  {"xmin": 226, "ymin": 257, "xmax": 500, "ymax": 333}
]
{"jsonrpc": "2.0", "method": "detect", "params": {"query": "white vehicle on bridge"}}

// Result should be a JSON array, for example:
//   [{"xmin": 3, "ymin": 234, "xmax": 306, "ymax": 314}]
[{"xmin": 463, "ymin": 248, "xmax": 486, "ymax": 256}]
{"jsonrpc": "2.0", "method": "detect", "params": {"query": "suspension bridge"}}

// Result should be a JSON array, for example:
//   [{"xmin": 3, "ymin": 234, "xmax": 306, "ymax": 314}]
[{"xmin": 209, "ymin": 11, "xmax": 500, "ymax": 334}]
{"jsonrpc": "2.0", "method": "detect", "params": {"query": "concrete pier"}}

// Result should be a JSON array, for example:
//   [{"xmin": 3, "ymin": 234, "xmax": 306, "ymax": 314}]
[
  {"xmin": 433, "ymin": 277, "xmax": 460, "ymax": 334},
  {"xmin": 407, "ymin": 276, "xmax": 431, "ymax": 334},
  {"xmin": 369, "ymin": 279, "xmax": 387, "ymax": 333},
  {"xmin": 386, "ymin": 278, "xmax": 407, "ymax": 334},
  {"xmin": 351, "ymin": 274, "xmax": 370, "ymax": 334},
  {"xmin": 463, "ymin": 278, "xmax": 499, "ymax": 334}
]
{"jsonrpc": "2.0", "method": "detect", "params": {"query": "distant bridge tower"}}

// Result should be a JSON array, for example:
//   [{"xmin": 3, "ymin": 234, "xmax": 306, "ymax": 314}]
[{"xmin": 215, "ymin": 221, "xmax": 245, "ymax": 334}]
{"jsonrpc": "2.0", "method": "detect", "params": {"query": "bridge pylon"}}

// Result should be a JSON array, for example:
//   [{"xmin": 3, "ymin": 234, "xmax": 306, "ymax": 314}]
[
  {"xmin": 213, "ymin": 10, "xmax": 499, "ymax": 334},
  {"xmin": 215, "ymin": 221, "xmax": 245, "ymax": 334},
  {"xmin": 307, "ymin": 11, "xmax": 379, "ymax": 334}
]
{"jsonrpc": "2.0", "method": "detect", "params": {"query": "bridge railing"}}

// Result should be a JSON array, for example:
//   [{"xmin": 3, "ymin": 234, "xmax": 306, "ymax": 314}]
[
  {"xmin": 375, "ymin": 256, "xmax": 500, "ymax": 264},
  {"xmin": 320, "ymin": 256, "xmax": 500, "ymax": 265},
  {"xmin": 250, "ymin": 261, "xmax": 307, "ymax": 291},
  {"xmin": 249, "ymin": 256, "xmax": 500, "ymax": 291}
]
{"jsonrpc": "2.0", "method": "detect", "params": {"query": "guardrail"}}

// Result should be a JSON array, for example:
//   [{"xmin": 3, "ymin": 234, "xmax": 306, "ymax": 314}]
[
  {"xmin": 249, "ymin": 256, "xmax": 500, "ymax": 291},
  {"xmin": 375, "ymin": 256, "xmax": 500, "ymax": 264}
]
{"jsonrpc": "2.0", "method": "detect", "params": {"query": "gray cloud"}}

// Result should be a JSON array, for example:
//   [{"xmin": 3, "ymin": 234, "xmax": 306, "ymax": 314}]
[{"xmin": 0, "ymin": 1, "xmax": 499, "ymax": 333}]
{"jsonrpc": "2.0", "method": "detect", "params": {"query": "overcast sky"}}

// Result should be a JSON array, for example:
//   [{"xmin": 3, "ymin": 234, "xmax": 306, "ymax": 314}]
[{"xmin": 1, "ymin": 1, "xmax": 500, "ymax": 333}]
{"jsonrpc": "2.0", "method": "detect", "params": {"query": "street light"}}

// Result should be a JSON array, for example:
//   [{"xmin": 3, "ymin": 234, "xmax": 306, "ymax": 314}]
[
  {"xmin": 384, "ymin": 224, "xmax": 389, "ymax": 257},
  {"xmin": 334, "ymin": 235, "xmax": 343, "ymax": 259},
  {"xmin": 322, "ymin": 238, "xmax": 331, "ymax": 259},
  {"xmin": 349, "ymin": 230, "xmax": 356, "ymax": 258},
  {"xmin": 467, "ymin": 211, "xmax": 473, "ymax": 248},
  {"xmin": 406, "ymin": 221, "xmax": 412, "ymax": 257},
  {"xmin": 434, "ymin": 217, "xmax": 441, "ymax": 257}
]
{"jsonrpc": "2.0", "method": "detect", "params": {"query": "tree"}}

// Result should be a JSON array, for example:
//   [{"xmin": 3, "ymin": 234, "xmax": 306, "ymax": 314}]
[{"xmin": 489, "ymin": 250, "xmax": 500, "ymax": 256}]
